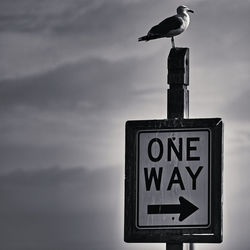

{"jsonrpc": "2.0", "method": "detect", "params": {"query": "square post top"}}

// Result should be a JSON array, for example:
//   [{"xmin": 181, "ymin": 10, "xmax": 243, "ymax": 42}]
[{"xmin": 168, "ymin": 48, "xmax": 189, "ymax": 86}]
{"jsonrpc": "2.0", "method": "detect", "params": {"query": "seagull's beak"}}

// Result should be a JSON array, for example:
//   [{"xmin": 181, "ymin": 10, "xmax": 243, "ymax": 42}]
[{"xmin": 188, "ymin": 9, "xmax": 194, "ymax": 13}]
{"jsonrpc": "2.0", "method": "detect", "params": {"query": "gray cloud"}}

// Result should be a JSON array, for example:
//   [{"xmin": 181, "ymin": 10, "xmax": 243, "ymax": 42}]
[
  {"xmin": 0, "ymin": 48, "xmax": 167, "ymax": 117},
  {"xmin": 1, "ymin": 0, "xmax": 249, "ymax": 81},
  {"xmin": 222, "ymin": 90, "xmax": 250, "ymax": 121},
  {"xmin": 0, "ymin": 166, "xmax": 123, "ymax": 250},
  {"xmin": 0, "ymin": 58, "xmax": 134, "ymax": 112},
  {"xmin": 0, "ymin": 0, "xmax": 154, "ymax": 79},
  {"xmin": 0, "ymin": 53, "xmax": 165, "ymax": 172},
  {"xmin": 0, "ymin": 0, "xmax": 150, "ymax": 37},
  {"xmin": 0, "ymin": 0, "xmax": 100, "ymax": 32},
  {"xmin": 189, "ymin": 0, "xmax": 250, "ymax": 64}
]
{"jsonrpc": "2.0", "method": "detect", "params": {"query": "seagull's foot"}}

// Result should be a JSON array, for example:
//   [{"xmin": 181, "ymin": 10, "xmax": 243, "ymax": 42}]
[{"xmin": 171, "ymin": 37, "xmax": 175, "ymax": 48}]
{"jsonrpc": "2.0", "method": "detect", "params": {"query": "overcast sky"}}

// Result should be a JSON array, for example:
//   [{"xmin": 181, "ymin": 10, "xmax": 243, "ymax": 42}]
[{"xmin": 0, "ymin": 0, "xmax": 250, "ymax": 249}]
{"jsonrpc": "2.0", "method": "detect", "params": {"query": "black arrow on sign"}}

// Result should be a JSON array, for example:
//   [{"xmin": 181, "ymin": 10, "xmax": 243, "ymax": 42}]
[{"xmin": 147, "ymin": 196, "xmax": 198, "ymax": 221}]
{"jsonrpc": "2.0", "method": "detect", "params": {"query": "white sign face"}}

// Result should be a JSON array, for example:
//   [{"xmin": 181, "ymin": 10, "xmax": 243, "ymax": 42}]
[{"xmin": 136, "ymin": 129, "xmax": 211, "ymax": 229}]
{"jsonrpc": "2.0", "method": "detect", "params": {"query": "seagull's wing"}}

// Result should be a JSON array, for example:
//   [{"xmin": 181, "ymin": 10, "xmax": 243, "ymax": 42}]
[{"xmin": 148, "ymin": 15, "xmax": 183, "ymax": 37}]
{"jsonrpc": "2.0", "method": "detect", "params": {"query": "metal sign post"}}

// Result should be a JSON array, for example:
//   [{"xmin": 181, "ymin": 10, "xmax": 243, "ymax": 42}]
[{"xmin": 167, "ymin": 48, "xmax": 189, "ymax": 250}]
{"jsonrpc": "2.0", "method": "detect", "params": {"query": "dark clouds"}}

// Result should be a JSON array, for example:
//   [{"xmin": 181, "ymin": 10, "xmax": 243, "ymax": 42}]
[
  {"xmin": 0, "ymin": 166, "xmax": 123, "ymax": 250},
  {"xmin": 223, "ymin": 90, "xmax": 250, "ymax": 121},
  {"xmin": 0, "ymin": 53, "xmax": 166, "ymax": 113},
  {"xmin": 189, "ymin": 1, "xmax": 250, "ymax": 65},
  {"xmin": 0, "ymin": 58, "xmax": 135, "ymax": 111},
  {"xmin": 0, "ymin": 0, "xmax": 154, "ymax": 37},
  {"xmin": 0, "ymin": 53, "xmax": 166, "ymax": 171},
  {"xmin": 0, "ymin": 0, "xmax": 100, "ymax": 33}
]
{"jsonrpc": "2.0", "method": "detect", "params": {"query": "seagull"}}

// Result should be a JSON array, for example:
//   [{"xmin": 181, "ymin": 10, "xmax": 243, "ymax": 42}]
[{"xmin": 138, "ymin": 5, "xmax": 194, "ymax": 47}]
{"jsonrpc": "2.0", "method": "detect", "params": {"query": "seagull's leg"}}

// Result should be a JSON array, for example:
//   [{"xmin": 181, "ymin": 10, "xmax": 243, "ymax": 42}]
[{"xmin": 171, "ymin": 37, "xmax": 175, "ymax": 48}]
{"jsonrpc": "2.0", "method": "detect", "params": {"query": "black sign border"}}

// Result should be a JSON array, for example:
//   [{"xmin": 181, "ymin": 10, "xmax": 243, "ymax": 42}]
[{"xmin": 124, "ymin": 118, "xmax": 223, "ymax": 243}]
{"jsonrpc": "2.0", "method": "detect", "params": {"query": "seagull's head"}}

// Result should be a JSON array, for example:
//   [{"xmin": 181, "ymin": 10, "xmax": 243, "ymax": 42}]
[{"xmin": 177, "ymin": 5, "xmax": 194, "ymax": 15}]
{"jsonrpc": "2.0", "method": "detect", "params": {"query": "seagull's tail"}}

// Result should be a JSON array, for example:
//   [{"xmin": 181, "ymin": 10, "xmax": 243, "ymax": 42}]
[{"xmin": 138, "ymin": 35, "xmax": 149, "ymax": 42}]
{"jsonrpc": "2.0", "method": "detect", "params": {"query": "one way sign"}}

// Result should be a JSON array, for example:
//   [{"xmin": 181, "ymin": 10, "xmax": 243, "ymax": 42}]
[
  {"xmin": 137, "ymin": 129, "xmax": 209, "ymax": 228},
  {"xmin": 124, "ymin": 118, "xmax": 223, "ymax": 243}
]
